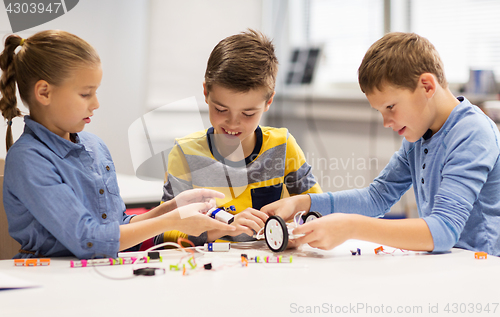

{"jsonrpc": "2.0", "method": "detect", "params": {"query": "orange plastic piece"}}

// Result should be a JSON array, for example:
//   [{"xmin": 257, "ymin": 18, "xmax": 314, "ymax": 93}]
[
  {"xmin": 241, "ymin": 256, "xmax": 248, "ymax": 267},
  {"xmin": 14, "ymin": 259, "xmax": 25, "ymax": 266},
  {"xmin": 374, "ymin": 246, "xmax": 384, "ymax": 254},
  {"xmin": 474, "ymin": 252, "xmax": 487, "ymax": 259},
  {"xmin": 25, "ymin": 259, "xmax": 38, "ymax": 266},
  {"xmin": 14, "ymin": 258, "xmax": 51, "ymax": 266},
  {"xmin": 39, "ymin": 258, "xmax": 50, "ymax": 266}
]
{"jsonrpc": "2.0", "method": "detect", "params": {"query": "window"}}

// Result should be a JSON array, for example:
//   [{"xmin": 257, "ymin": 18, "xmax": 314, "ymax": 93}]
[
  {"xmin": 411, "ymin": 0, "xmax": 500, "ymax": 83},
  {"xmin": 286, "ymin": 0, "xmax": 500, "ymax": 85},
  {"xmin": 288, "ymin": 0, "xmax": 383, "ymax": 84}
]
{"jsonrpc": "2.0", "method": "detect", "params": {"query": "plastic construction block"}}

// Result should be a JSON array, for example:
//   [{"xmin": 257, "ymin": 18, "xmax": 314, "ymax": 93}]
[
  {"xmin": 474, "ymin": 252, "xmax": 487, "ymax": 259},
  {"xmin": 350, "ymin": 248, "xmax": 361, "ymax": 256},
  {"xmin": 14, "ymin": 258, "xmax": 50, "ymax": 266}
]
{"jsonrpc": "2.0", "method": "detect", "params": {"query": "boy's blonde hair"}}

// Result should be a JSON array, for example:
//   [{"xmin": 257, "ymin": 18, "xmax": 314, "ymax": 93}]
[
  {"xmin": 204, "ymin": 29, "xmax": 278, "ymax": 101},
  {"xmin": 0, "ymin": 30, "xmax": 100, "ymax": 151},
  {"xmin": 358, "ymin": 32, "xmax": 447, "ymax": 95}
]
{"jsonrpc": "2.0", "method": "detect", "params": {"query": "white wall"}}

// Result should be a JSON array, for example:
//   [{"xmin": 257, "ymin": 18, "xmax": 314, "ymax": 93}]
[
  {"xmin": 146, "ymin": 0, "xmax": 263, "ymax": 108},
  {"xmin": 0, "ymin": 0, "xmax": 149, "ymax": 175}
]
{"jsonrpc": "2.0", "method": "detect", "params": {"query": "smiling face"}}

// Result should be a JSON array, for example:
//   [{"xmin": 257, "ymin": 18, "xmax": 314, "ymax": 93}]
[
  {"xmin": 40, "ymin": 66, "xmax": 102, "ymax": 140},
  {"xmin": 204, "ymin": 83, "xmax": 273, "ymax": 157},
  {"xmin": 366, "ymin": 82, "xmax": 436, "ymax": 143}
]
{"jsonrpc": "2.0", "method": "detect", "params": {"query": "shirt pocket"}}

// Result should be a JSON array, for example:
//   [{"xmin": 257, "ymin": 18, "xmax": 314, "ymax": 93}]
[
  {"xmin": 102, "ymin": 161, "xmax": 120, "ymax": 196},
  {"xmin": 251, "ymin": 184, "xmax": 283, "ymax": 210}
]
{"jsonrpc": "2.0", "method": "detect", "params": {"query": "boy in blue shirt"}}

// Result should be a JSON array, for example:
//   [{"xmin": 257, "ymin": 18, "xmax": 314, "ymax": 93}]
[{"xmin": 262, "ymin": 32, "xmax": 500, "ymax": 256}]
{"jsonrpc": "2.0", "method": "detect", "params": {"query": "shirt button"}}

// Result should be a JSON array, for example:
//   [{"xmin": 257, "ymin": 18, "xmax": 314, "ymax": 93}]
[
  {"xmin": 421, "ymin": 178, "xmax": 424, "ymax": 184},
  {"xmin": 102, "ymin": 213, "xmax": 107, "ymax": 219},
  {"xmin": 106, "ymin": 165, "xmax": 110, "ymax": 171},
  {"xmin": 99, "ymin": 189, "xmax": 104, "ymax": 195},
  {"xmin": 87, "ymin": 242, "xmax": 93, "ymax": 248},
  {"xmin": 422, "ymin": 163, "xmax": 426, "ymax": 169},
  {"xmin": 424, "ymin": 148, "xmax": 428, "ymax": 154}
]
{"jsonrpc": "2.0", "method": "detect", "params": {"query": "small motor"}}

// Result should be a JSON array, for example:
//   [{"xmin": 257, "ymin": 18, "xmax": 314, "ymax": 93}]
[{"xmin": 207, "ymin": 207, "xmax": 235, "ymax": 224}]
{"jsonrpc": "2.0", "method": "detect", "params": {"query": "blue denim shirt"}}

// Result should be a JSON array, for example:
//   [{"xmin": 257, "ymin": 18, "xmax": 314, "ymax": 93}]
[
  {"xmin": 3, "ymin": 116, "xmax": 133, "ymax": 259},
  {"xmin": 310, "ymin": 97, "xmax": 500, "ymax": 256}
]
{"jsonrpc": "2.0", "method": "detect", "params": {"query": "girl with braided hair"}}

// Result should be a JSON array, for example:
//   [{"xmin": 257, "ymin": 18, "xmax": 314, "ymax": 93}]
[{"xmin": 0, "ymin": 30, "xmax": 233, "ymax": 259}]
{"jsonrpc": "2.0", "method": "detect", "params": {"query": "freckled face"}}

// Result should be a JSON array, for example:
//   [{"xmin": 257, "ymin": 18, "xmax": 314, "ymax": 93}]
[
  {"xmin": 205, "ymin": 83, "xmax": 273, "ymax": 154},
  {"xmin": 366, "ymin": 84, "xmax": 435, "ymax": 143}
]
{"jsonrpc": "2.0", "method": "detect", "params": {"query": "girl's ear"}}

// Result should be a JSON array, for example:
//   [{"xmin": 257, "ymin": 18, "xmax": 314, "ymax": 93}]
[
  {"xmin": 419, "ymin": 73, "xmax": 436, "ymax": 99},
  {"xmin": 34, "ymin": 80, "xmax": 52, "ymax": 106}
]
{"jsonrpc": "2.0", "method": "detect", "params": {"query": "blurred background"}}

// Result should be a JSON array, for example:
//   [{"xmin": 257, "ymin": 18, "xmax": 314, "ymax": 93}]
[{"xmin": 2, "ymin": 0, "xmax": 500, "ymax": 218}]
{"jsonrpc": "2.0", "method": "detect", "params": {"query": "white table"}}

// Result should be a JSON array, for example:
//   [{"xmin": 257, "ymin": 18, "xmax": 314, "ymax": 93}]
[{"xmin": 0, "ymin": 240, "xmax": 498, "ymax": 317}]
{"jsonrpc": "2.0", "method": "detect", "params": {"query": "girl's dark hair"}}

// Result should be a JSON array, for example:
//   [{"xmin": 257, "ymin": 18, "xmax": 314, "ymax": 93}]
[{"xmin": 0, "ymin": 30, "xmax": 100, "ymax": 151}]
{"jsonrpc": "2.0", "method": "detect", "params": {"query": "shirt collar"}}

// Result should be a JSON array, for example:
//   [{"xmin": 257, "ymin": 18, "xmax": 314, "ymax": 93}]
[
  {"xmin": 421, "ymin": 96, "xmax": 469, "ymax": 142},
  {"xmin": 436, "ymin": 96, "xmax": 468, "ymax": 135},
  {"xmin": 206, "ymin": 126, "xmax": 263, "ymax": 166},
  {"xmin": 23, "ymin": 116, "xmax": 83, "ymax": 158}
]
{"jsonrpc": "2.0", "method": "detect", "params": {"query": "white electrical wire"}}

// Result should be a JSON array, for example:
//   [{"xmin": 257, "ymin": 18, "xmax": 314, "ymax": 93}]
[{"xmin": 144, "ymin": 241, "xmax": 188, "ymax": 254}]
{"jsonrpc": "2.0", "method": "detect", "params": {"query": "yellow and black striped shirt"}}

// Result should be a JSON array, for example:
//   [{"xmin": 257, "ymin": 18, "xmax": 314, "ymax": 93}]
[{"xmin": 157, "ymin": 126, "xmax": 322, "ymax": 245}]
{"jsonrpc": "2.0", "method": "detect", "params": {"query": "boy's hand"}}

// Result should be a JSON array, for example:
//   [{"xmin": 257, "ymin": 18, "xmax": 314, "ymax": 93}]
[
  {"xmin": 173, "ymin": 188, "xmax": 225, "ymax": 210},
  {"xmin": 260, "ymin": 195, "xmax": 311, "ymax": 222},
  {"xmin": 166, "ymin": 203, "xmax": 235, "ymax": 237},
  {"xmin": 292, "ymin": 213, "xmax": 354, "ymax": 250},
  {"xmin": 229, "ymin": 208, "xmax": 268, "ymax": 237}
]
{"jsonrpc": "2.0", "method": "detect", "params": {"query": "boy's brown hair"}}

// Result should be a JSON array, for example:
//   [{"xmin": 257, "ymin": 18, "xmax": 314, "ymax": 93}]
[
  {"xmin": 358, "ymin": 32, "xmax": 447, "ymax": 95},
  {"xmin": 204, "ymin": 29, "xmax": 278, "ymax": 100}
]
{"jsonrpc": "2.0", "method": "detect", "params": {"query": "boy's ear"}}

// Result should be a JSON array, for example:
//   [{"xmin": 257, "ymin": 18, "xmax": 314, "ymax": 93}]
[
  {"xmin": 264, "ymin": 91, "xmax": 275, "ymax": 112},
  {"xmin": 203, "ymin": 82, "xmax": 209, "ymax": 100},
  {"xmin": 34, "ymin": 80, "xmax": 52, "ymax": 106},
  {"xmin": 419, "ymin": 73, "xmax": 436, "ymax": 98}
]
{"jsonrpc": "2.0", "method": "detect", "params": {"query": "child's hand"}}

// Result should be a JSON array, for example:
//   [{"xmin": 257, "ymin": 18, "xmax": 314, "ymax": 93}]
[
  {"xmin": 292, "ymin": 213, "xmax": 354, "ymax": 250},
  {"xmin": 229, "ymin": 208, "xmax": 268, "ymax": 237},
  {"xmin": 173, "ymin": 188, "xmax": 225, "ymax": 210},
  {"xmin": 167, "ymin": 203, "xmax": 235, "ymax": 236},
  {"xmin": 285, "ymin": 238, "xmax": 302, "ymax": 250},
  {"xmin": 261, "ymin": 195, "xmax": 311, "ymax": 222}
]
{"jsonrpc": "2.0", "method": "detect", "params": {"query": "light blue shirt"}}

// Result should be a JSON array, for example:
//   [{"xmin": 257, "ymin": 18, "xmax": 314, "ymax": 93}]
[
  {"xmin": 3, "ymin": 116, "xmax": 133, "ymax": 259},
  {"xmin": 310, "ymin": 97, "xmax": 500, "ymax": 256}
]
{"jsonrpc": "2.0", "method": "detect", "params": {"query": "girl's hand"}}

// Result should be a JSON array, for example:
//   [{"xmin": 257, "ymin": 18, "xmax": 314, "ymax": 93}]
[
  {"xmin": 166, "ymin": 203, "xmax": 235, "ymax": 236},
  {"xmin": 173, "ymin": 188, "xmax": 225, "ymax": 210}
]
